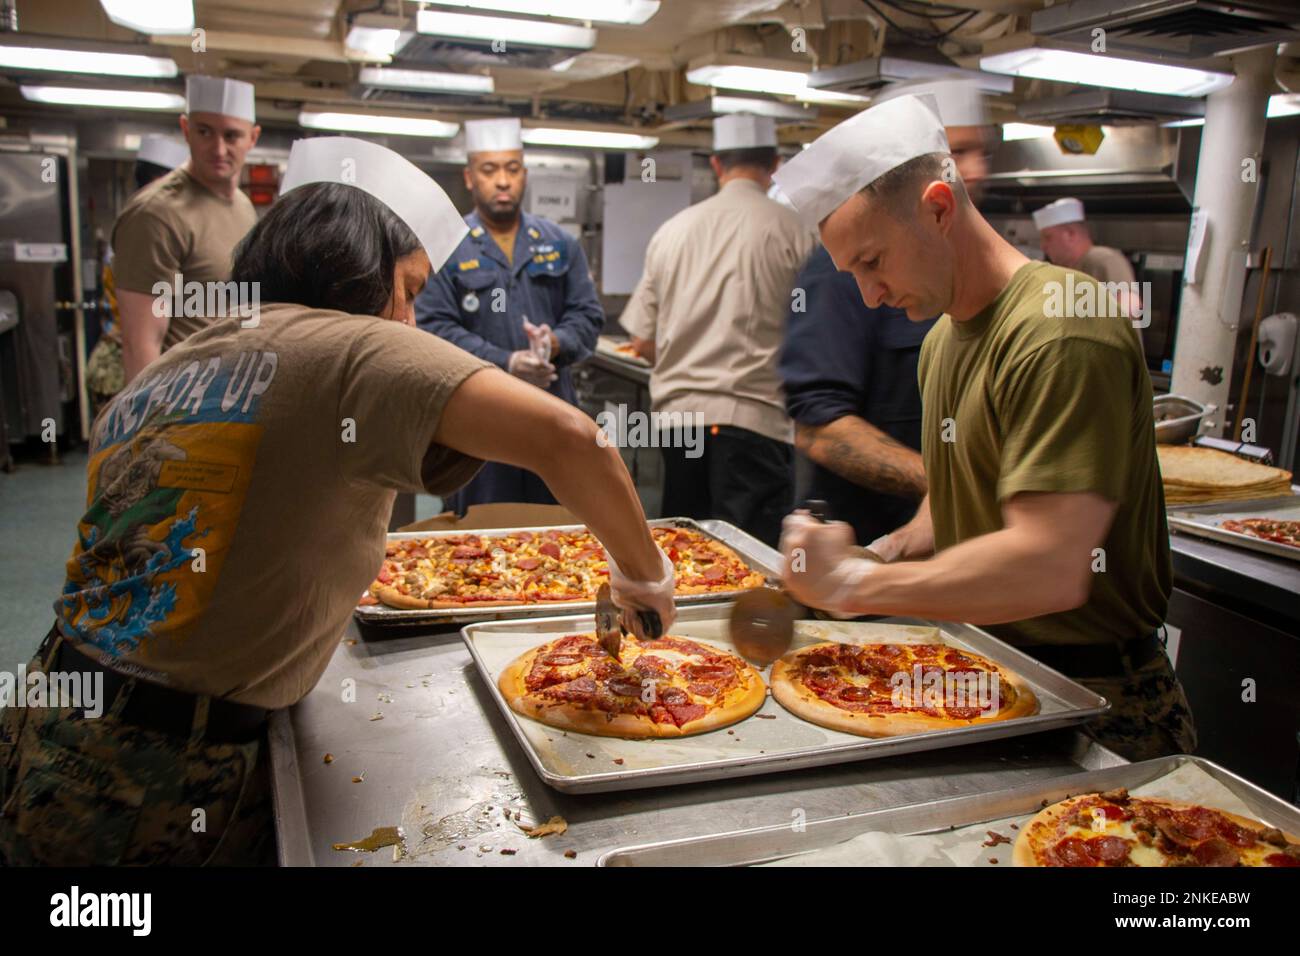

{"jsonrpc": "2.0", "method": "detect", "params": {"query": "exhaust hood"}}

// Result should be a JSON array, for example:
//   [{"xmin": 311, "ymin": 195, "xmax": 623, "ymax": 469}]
[
  {"xmin": 1031, "ymin": 0, "xmax": 1300, "ymax": 61},
  {"xmin": 1018, "ymin": 89, "xmax": 1206, "ymax": 125}
]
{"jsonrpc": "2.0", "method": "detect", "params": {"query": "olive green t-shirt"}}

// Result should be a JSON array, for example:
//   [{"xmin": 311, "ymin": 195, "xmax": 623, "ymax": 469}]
[
  {"xmin": 111, "ymin": 166, "xmax": 258, "ymax": 350},
  {"xmin": 918, "ymin": 261, "xmax": 1170, "ymax": 647},
  {"xmin": 60, "ymin": 304, "xmax": 491, "ymax": 708}
]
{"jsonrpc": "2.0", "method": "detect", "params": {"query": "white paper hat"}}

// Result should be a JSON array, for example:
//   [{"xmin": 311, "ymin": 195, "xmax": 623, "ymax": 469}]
[
  {"xmin": 279, "ymin": 137, "xmax": 468, "ymax": 270},
  {"xmin": 714, "ymin": 113, "xmax": 777, "ymax": 151},
  {"xmin": 185, "ymin": 75, "xmax": 256, "ymax": 123},
  {"xmin": 872, "ymin": 78, "xmax": 989, "ymax": 128},
  {"xmin": 137, "ymin": 134, "xmax": 189, "ymax": 169},
  {"xmin": 1032, "ymin": 197, "xmax": 1086, "ymax": 231},
  {"xmin": 464, "ymin": 117, "xmax": 522, "ymax": 154},
  {"xmin": 771, "ymin": 93, "xmax": 949, "ymax": 228}
]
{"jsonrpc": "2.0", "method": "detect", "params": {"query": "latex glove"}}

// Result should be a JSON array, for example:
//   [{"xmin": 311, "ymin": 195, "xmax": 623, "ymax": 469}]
[
  {"xmin": 604, "ymin": 546, "xmax": 677, "ymax": 640},
  {"xmin": 507, "ymin": 349, "xmax": 557, "ymax": 388},
  {"xmin": 522, "ymin": 318, "xmax": 554, "ymax": 363},
  {"xmin": 779, "ymin": 512, "xmax": 880, "ymax": 618}
]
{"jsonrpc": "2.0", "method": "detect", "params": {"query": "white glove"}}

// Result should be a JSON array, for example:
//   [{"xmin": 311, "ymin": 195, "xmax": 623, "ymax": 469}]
[
  {"xmin": 604, "ymin": 546, "xmax": 677, "ymax": 639},
  {"xmin": 507, "ymin": 349, "xmax": 557, "ymax": 388},
  {"xmin": 523, "ymin": 318, "xmax": 553, "ymax": 363},
  {"xmin": 779, "ymin": 512, "xmax": 880, "ymax": 618}
]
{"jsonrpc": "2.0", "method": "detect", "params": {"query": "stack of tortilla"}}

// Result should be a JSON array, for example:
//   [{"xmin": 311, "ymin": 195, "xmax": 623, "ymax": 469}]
[{"xmin": 1158, "ymin": 445, "xmax": 1293, "ymax": 505}]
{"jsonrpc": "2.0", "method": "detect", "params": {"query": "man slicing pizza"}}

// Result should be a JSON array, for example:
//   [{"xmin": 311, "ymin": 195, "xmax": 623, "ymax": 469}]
[{"xmin": 771, "ymin": 93, "xmax": 1195, "ymax": 762}]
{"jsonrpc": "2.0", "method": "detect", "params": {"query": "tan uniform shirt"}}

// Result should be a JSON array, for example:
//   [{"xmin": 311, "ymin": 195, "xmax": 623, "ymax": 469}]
[
  {"xmin": 620, "ymin": 178, "xmax": 816, "ymax": 443},
  {"xmin": 1078, "ymin": 245, "xmax": 1136, "ymax": 286},
  {"xmin": 61, "ymin": 303, "xmax": 491, "ymax": 708},
  {"xmin": 111, "ymin": 166, "xmax": 258, "ymax": 350}
]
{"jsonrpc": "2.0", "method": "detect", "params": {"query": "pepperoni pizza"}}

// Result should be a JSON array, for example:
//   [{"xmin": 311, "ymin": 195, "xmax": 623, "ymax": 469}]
[
  {"xmin": 1015, "ymin": 788, "xmax": 1300, "ymax": 867},
  {"xmin": 771, "ymin": 641, "xmax": 1039, "ymax": 737},
  {"xmin": 498, "ymin": 632, "xmax": 766, "ymax": 738},
  {"xmin": 365, "ymin": 526, "xmax": 765, "ymax": 610}
]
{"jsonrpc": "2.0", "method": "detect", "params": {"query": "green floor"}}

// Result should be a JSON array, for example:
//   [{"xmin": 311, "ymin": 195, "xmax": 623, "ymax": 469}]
[{"xmin": 0, "ymin": 449, "xmax": 88, "ymax": 676}]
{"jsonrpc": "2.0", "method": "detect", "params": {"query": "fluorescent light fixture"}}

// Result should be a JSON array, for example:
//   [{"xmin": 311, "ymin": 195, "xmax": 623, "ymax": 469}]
[
  {"xmin": 1269, "ymin": 94, "xmax": 1300, "ymax": 119},
  {"xmin": 712, "ymin": 95, "xmax": 812, "ymax": 119},
  {"xmin": 1163, "ymin": 95, "xmax": 1300, "ymax": 127},
  {"xmin": 99, "ymin": 0, "xmax": 194, "ymax": 35},
  {"xmin": 432, "ymin": 0, "xmax": 659, "ymax": 25},
  {"xmin": 686, "ymin": 62, "xmax": 867, "ymax": 105},
  {"xmin": 1001, "ymin": 122, "xmax": 1055, "ymax": 141},
  {"xmin": 20, "ymin": 85, "xmax": 186, "ymax": 110},
  {"xmin": 0, "ymin": 44, "xmax": 177, "ymax": 77},
  {"xmin": 345, "ymin": 26, "xmax": 405, "ymax": 60},
  {"xmin": 416, "ymin": 10, "xmax": 595, "ymax": 50},
  {"xmin": 520, "ymin": 127, "xmax": 658, "ymax": 150},
  {"xmin": 980, "ymin": 47, "xmax": 1231, "ymax": 98},
  {"xmin": 358, "ymin": 67, "xmax": 493, "ymax": 94},
  {"xmin": 299, "ymin": 110, "xmax": 459, "ymax": 138}
]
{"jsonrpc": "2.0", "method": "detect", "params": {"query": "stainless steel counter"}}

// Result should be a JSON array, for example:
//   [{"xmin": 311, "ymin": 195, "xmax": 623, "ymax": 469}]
[
  {"xmin": 1169, "ymin": 529, "xmax": 1300, "ymax": 631},
  {"xmin": 270, "ymin": 622, "xmax": 1126, "ymax": 867}
]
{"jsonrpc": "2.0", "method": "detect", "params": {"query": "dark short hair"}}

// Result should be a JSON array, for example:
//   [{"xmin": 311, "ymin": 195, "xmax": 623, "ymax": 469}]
[
  {"xmin": 231, "ymin": 182, "xmax": 421, "ymax": 316},
  {"xmin": 858, "ymin": 152, "xmax": 966, "ymax": 217},
  {"xmin": 714, "ymin": 146, "xmax": 778, "ymax": 173}
]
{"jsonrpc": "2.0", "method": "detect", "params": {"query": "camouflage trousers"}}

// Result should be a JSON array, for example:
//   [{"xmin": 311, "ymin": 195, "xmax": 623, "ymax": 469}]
[
  {"xmin": 0, "ymin": 649, "xmax": 276, "ymax": 866},
  {"xmin": 1073, "ymin": 649, "xmax": 1198, "ymax": 763},
  {"xmin": 85, "ymin": 335, "xmax": 125, "ymax": 418}
]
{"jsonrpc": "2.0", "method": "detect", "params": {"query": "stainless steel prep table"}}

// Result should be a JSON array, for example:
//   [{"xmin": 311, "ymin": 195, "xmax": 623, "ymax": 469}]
[
  {"xmin": 1166, "ymin": 529, "xmax": 1300, "ymax": 802},
  {"xmin": 270, "ymin": 620, "xmax": 1127, "ymax": 867}
]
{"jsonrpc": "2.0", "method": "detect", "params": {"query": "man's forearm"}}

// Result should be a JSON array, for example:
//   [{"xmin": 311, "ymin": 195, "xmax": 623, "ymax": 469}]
[
  {"xmin": 877, "ymin": 494, "xmax": 934, "ymax": 560},
  {"xmin": 117, "ymin": 289, "xmax": 166, "ymax": 383},
  {"xmin": 799, "ymin": 416, "xmax": 926, "ymax": 499},
  {"xmin": 845, "ymin": 525, "xmax": 1087, "ymax": 624}
]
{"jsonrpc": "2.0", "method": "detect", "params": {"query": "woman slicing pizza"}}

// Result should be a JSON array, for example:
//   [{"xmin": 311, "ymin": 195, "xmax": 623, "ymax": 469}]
[{"xmin": 0, "ymin": 138, "xmax": 676, "ymax": 866}]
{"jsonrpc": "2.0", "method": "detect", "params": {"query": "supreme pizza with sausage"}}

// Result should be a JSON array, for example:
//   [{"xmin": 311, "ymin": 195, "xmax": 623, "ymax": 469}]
[
  {"xmin": 364, "ymin": 526, "xmax": 765, "ymax": 610},
  {"xmin": 1014, "ymin": 788, "xmax": 1300, "ymax": 867},
  {"xmin": 498, "ymin": 632, "xmax": 767, "ymax": 738}
]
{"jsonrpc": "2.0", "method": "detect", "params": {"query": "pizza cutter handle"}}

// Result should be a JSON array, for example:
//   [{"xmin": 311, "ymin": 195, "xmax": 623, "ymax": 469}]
[{"xmin": 621, "ymin": 609, "xmax": 663, "ymax": 640}]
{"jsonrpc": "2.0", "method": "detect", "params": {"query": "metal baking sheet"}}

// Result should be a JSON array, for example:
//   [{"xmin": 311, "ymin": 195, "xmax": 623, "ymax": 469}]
[
  {"xmin": 594, "ymin": 334, "xmax": 651, "ymax": 368},
  {"xmin": 354, "ymin": 517, "xmax": 779, "ymax": 628},
  {"xmin": 597, "ymin": 755, "xmax": 1300, "ymax": 866},
  {"xmin": 1168, "ymin": 489, "xmax": 1300, "ymax": 564},
  {"xmin": 461, "ymin": 605, "xmax": 1109, "ymax": 795}
]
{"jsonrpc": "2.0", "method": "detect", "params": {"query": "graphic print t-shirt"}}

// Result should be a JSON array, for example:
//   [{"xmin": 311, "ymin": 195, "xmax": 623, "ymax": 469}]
[{"xmin": 58, "ymin": 303, "xmax": 490, "ymax": 708}]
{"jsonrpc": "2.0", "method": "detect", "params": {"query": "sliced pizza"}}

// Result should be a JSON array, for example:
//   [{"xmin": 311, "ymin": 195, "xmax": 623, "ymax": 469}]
[{"xmin": 498, "ymin": 632, "xmax": 766, "ymax": 738}]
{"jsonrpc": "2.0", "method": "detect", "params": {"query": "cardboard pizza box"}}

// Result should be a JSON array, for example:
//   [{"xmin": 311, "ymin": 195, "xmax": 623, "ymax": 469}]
[{"xmin": 398, "ymin": 502, "xmax": 578, "ymax": 533}]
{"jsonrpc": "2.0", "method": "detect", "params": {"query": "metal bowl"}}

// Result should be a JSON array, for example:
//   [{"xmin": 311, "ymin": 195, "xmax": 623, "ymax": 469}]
[{"xmin": 1154, "ymin": 394, "xmax": 1211, "ymax": 444}]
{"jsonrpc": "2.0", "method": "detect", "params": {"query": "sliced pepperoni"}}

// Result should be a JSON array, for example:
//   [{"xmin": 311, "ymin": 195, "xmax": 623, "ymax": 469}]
[
  {"xmin": 606, "ymin": 677, "xmax": 646, "ymax": 698},
  {"xmin": 1266, "ymin": 853, "xmax": 1300, "ymax": 867},
  {"xmin": 665, "ymin": 702, "xmax": 707, "ymax": 726},
  {"xmin": 801, "ymin": 653, "xmax": 836, "ymax": 669},
  {"xmin": 1050, "ymin": 837, "xmax": 1095, "ymax": 867},
  {"xmin": 701, "ymin": 565, "xmax": 727, "ymax": 582},
  {"xmin": 542, "ymin": 676, "xmax": 597, "ymax": 702},
  {"xmin": 515, "ymin": 557, "xmax": 542, "ymax": 571},
  {"xmin": 1192, "ymin": 839, "xmax": 1240, "ymax": 867},
  {"xmin": 659, "ymin": 687, "xmax": 690, "ymax": 705},
  {"xmin": 687, "ymin": 682, "xmax": 719, "ymax": 698},
  {"xmin": 541, "ymin": 653, "xmax": 584, "ymax": 666},
  {"xmin": 632, "ymin": 655, "xmax": 669, "ymax": 678},
  {"xmin": 684, "ymin": 663, "xmax": 733, "ymax": 682},
  {"xmin": 376, "ymin": 568, "xmax": 393, "ymax": 584},
  {"xmin": 839, "ymin": 686, "xmax": 876, "ymax": 702},
  {"xmin": 945, "ymin": 706, "xmax": 981, "ymax": 720},
  {"xmin": 538, "ymin": 542, "xmax": 562, "ymax": 559},
  {"xmin": 1089, "ymin": 836, "xmax": 1134, "ymax": 865}
]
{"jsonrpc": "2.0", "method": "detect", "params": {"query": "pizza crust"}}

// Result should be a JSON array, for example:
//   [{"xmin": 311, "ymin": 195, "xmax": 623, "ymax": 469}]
[
  {"xmin": 369, "ymin": 583, "xmax": 523, "ymax": 610},
  {"xmin": 770, "ymin": 641, "xmax": 1039, "ymax": 738},
  {"xmin": 1013, "ymin": 793, "xmax": 1300, "ymax": 867},
  {"xmin": 498, "ymin": 637, "xmax": 767, "ymax": 739}
]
